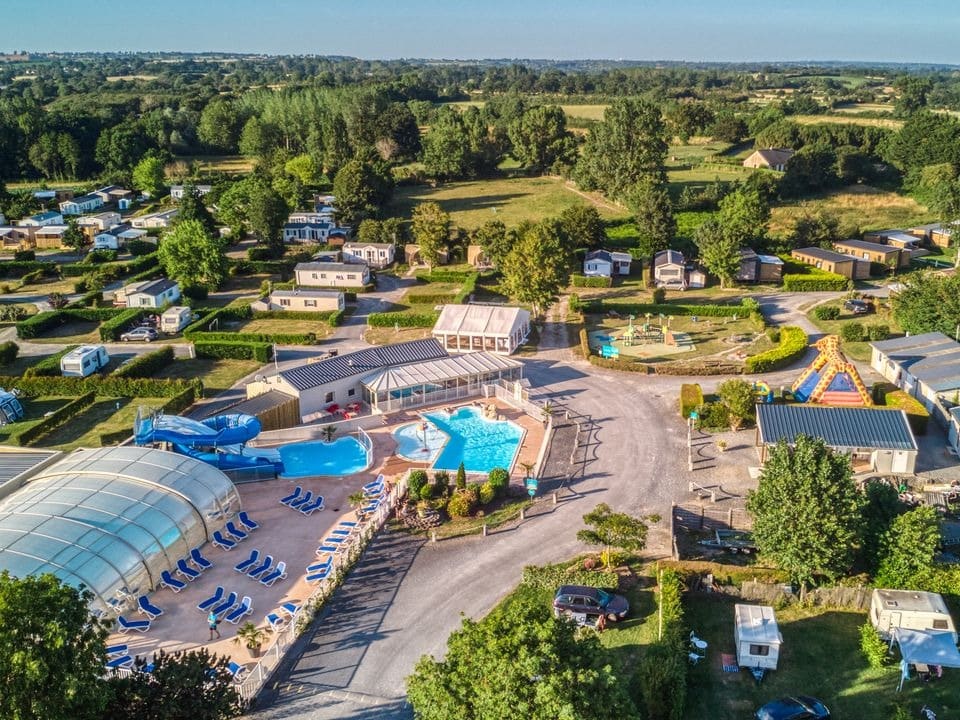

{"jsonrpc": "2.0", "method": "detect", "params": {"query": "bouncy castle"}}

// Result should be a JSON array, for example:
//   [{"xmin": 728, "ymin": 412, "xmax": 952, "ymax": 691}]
[{"xmin": 791, "ymin": 335, "xmax": 871, "ymax": 406}]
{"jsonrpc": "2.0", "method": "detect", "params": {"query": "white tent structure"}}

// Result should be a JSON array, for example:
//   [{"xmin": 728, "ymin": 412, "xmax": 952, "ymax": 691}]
[
  {"xmin": 893, "ymin": 628, "xmax": 960, "ymax": 691},
  {"xmin": 432, "ymin": 304, "xmax": 531, "ymax": 355}
]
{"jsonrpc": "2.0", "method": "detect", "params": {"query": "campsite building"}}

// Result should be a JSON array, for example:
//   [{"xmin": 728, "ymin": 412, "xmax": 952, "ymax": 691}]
[
  {"xmin": 734, "ymin": 604, "xmax": 782, "ymax": 671},
  {"xmin": 431, "ymin": 304, "xmax": 531, "ymax": 355},
  {"xmin": 870, "ymin": 589, "xmax": 957, "ymax": 643},
  {"xmin": 653, "ymin": 250, "xmax": 688, "ymax": 289},
  {"xmin": 870, "ymin": 332, "xmax": 960, "ymax": 419},
  {"xmin": 114, "ymin": 278, "xmax": 181, "ymax": 308},
  {"xmin": 294, "ymin": 261, "xmax": 370, "ymax": 288},
  {"xmin": 251, "ymin": 289, "xmax": 344, "ymax": 313},
  {"xmin": 755, "ymin": 404, "xmax": 918, "ymax": 474},
  {"xmin": 833, "ymin": 239, "xmax": 910, "ymax": 270},
  {"xmin": 342, "ymin": 242, "xmax": 396, "ymax": 268},
  {"xmin": 737, "ymin": 249, "xmax": 784, "ymax": 284},
  {"xmin": 790, "ymin": 247, "xmax": 870, "ymax": 280},
  {"xmin": 583, "ymin": 249, "xmax": 632, "ymax": 278}
]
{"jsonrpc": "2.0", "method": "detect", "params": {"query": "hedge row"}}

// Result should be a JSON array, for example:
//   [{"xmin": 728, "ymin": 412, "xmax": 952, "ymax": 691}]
[
  {"xmin": 405, "ymin": 291, "xmax": 461, "ymax": 305},
  {"xmin": 0, "ymin": 341, "xmax": 18, "ymax": 365},
  {"xmin": 520, "ymin": 564, "xmax": 617, "ymax": 592},
  {"xmin": 367, "ymin": 312, "xmax": 439, "ymax": 327},
  {"xmin": 100, "ymin": 308, "xmax": 153, "ymax": 341},
  {"xmin": 251, "ymin": 309, "xmax": 343, "ymax": 325},
  {"xmin": 228, "ymin": 259, "xmax": 294, "ymax": 277},
  {"xmin": 655, "ymin": 361, "xmax": 743, "ymax": 376},
  {"xmin": 0, "ymin": 260, "xmax": 50, "ymax": 278},
  {"xmin": 0, "ymin": 375, "xmax": 198, "ymax": 398},
  {"xmin": 874, "ymin": 383, "xmax": 930, "ymax": 436},
  {"xmin": 15, "ymin": 307, "xmax": 129, "ymax": 339},
  {"xmin": 782, "ymin": 273, "xmax": 852, "ymax": 292},
  {"xmin": 194, "ymin": 341, "xmax": 273, "ymax": 362},
  {"xmin": 189, "ymin": 330, "xmax": 317, "ymax": 345},
  {"xmin": 161, "ymin": 386, "xmax": 197, "ymax": 414},
  {"xmin": 454, "ymin": 272, "xmax": 479, "ymax": 303},
  {"xmin": 415, "ymin": 269, "xmax": 477, "ymax": 283},
  {"xmin": 570, "ymin": 274, "xmax": 613, "ymax": 288},
  {"xmin": 98, "ymin": 428, "xmax": 133, "ymax": 447},
  {"xmin": 581, "ymin": 299, "xmax": 756, "ymax": 318},
  {"xmin": 745, "ymin": 326, "xmax": 808, "ymax": 373},
  {"xmin": 18, "ymin": 391, "xmax": 96, "ymax": 447},
  {"xmin": 638, "ymin": 569, "xmax": 687, "ymax": 720},
  {"xmin": 680, "ymin": 384, "xmax": 704, "ymax": 418},
  {"xmin": 23, "ymin": 345, "xmax": 79, "ymax": 377},
  {"xmin": 60, "ymin": 252, "xmax": 159, "ymax": 278},
  {"xmin": 112, "ymin": 346, "xmax": 175, "ymax": 379}
]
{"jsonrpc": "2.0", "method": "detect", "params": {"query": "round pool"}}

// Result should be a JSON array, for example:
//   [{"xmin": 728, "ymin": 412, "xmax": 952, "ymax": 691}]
[
  {"xmin": 279, "ymin": 436, "xmax": 370, "ymax": 478},
  {"xmin": 392, "ymin": 422, "xmax": 448, "ymax": 464}
]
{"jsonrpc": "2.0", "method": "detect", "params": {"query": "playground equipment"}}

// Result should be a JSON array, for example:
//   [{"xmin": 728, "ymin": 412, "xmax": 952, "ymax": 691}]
[
  {"xmin": 0, "ymin": 388, "xmax": 24, "ymax": 425},
  {"xmin": 753, "ymin": 381, "xmax": 774, "ymax": 404},
  {"xmin": 791, "ymin": 335, "xmax": 872, "ymax": 406},
  {"xmin": 134, "ymin": 409, "xmax": 283, "ymax": 472}
]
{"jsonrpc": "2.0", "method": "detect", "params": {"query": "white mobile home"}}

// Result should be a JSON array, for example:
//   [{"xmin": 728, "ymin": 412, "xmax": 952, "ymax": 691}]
[
  {"xmin": 734, "ymin": 604, "xmax": 782, "ymax": 671},
  {"xmin": 160, "ymin": 306, "xmax": 194, "ymax": 334},
  {"xmin": 61, "ymin": 345, "xmax": 109, "ymax": 377},
  {"xmin": 870, "ymin": 589, "xmax": 957, "ymax": 643}
]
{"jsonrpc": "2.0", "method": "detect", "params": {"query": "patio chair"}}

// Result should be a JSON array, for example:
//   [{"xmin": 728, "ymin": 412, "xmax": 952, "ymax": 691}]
[
  {"xmin": 225, "ymin": 596, "xmax": 253, "ymax": 624},
  {"xmin": 117, "ymin": 615, "xmax": 151, "ymax": 634},
  {"xmin": 234, "ymin": 548, "xmax": 260, "ymax": 574},
  {"xmin": 288, "ymin": 490, "xmax": 313, "ymax": 510},
  {"xmin": 237, "ymin": 511, "xmax": 259, "ymax": 532},
  {"xmin": 246, "ymin": 555, "xmax": 273, "ymax": 579},
  {"xmin": 265, "ymin": 612, "xmax": 285, "ymax": 632},
  {"xmin": 259, "ymin": 561, "xmax": 287, "ymax": 587},
  {"xmin": 362, "ymin": 475, "xmax": 384, "ymax": 492},
  {"xmin": 106, "ymin": 644, "xmax": 129, "ymax": 657},
  {"xmin": 159, "ymin": 570, "xmax": 186, "ymax": 593},
  {"xmin": 107, "ymin": 654, "xmax": 134, "ymax": 669},
  {"xmin": 279, "ymin": 486, "xmax": 304, "ymax": 506},
  {"xmin": 137, "ymin": 596, "xmax": 164, "ymax": 620},
  {"xmin": 279, "ymin": 602, "xmax": 299, "ymax": 617},
  {"xmin": 306, "ymin": 565, "xmax": 331, "ymax": 584},
  {"xmin": 361, "ymin": 500, "xmax": 380, "ymax": 514},
  {"xmin": 210, "ymin": 592, "xmax": 238, "ymax": 618},
  {"xmin": 197, "ymin": 586, "xmax": 225, "ymax": 612},
  {"xmin": 227, "ymin": 661, "xmax": 247, "ymax": 683},
  {"xmin": 299, "ymin": 496, "xmax": 325, "ymax": 516},
  {"xmin": 689, "ymin": 631, "xmax": 708, "ymax": 651},
  {"xmin": 190, "ymin": 547, "xmax": 213, "ymax": 571},
  {"xmin": 176, "ymin": 558, "xmax": 201, "ymax": 582},
  {"xmin": 212, "ymin": 530, "xmax": 237, "ymax": 551},
  {"xmin": 225, "ymin": 521, "xmax": 248, "ymax": 542},
  {"xmin": 306, "ymin": 558, "xmax": 332, "ymax": 573}
]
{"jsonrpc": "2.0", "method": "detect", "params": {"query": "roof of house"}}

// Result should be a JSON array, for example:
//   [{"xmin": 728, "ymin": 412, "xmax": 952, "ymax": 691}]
[
  {"xmin": 68, "ymin": 194, "xmax": 101, "ymax": 205},
  {"xmin": 98, "ymin": 223, "xmax": 132, "ymax": 237},
  {"xmin": 735, "ymin": 604, "xmax": 781, "ymax": 646},
  {"xmin": 883, "ymin": 232, "xmax": 923, "ymax": 243},
  {"xmin": 585, "ymin": 250, "xmax": 613, "ymax": 264},
  {"xmin": 170, "ymin": 184, "xmax": 212, "ymax": 192},
  {"xmin": 792, "ymin": 247, "xmax": 855, "ymax": 264},
  {"xmin": 870, "ymin": 332, "xmax": 960, "ymax": 391},
  {"xmin": 33, "ymin": 190, "xmax": 57, "ymax": 200},
  {"xmin": 749, "ymin": 148, "xmax": 795, "ymax": 166},
  {"xmin": 35, "ymin": 225, "xmax": 67, "ymax": 235},
  {"xmin": 361, "ymin": 352, "xmax": 522, "ymax": 392},
  {"xmin": 31, "ymin": 211, "xmax": 62, "ymax": 222},
  {"xmin": 278, "ymin": 338, "xmax": 448, "ymax": 391},
  {"xmin": 0, "ymin": 447, "xmax": 60, "ymax": 492},
  {"xmin": 285, "ymin": 222, "xmax": 334, "ymax": 230},
  {"xmin": 433, "ymin": 304, "xmax": 530, "ymax": 338},
  {"xmin": 270, "ymin": 289, "xmax": 342, "ymax": 299},
  {"xmin": 295, "ymin": 261, "xmax": 367, "ymax": 273},
  {"xmin": 756, "ymin": 404, "xmax": 917, "ymax": 451},
  {"xmin": 344, "ymin": 242, "xmax": 393, "ymax": 250},
  {"xmin": 834, "ymin": 239, "xmax": 899, "ymax": 254},
  {"xmin": 124, "ymin": 278, "xmax": 178, "ymax": 297},
  {"xmin": 654, "ymin": 249, "xmax": 685, "ymax": 267}
]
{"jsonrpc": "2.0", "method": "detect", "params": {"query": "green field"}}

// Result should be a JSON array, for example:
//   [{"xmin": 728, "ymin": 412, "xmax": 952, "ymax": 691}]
[
  {"xmin": 792, "ymin": 114, "xmax": 904, "ymax": 129},
  {"xmin": 154, "ymin": 358, "xmax": 260, "ymax": 396},
  {"xmin": 0, "ymin": 397, "xmax": 74, "ymax": 445},
  {"xmin": 173, "ymin": 154, "xmax": 254, "ymax": 175},
  {"xmin": 769, "ymin": 187, "xmax": 932, "ymax": 238},
  {"xmin": 386, "ymin": 175, "xmax": 627, "ymax": 229},
  {"xmin": 39, "ymin": 397, "xmax": 168, "ymax": 451}
]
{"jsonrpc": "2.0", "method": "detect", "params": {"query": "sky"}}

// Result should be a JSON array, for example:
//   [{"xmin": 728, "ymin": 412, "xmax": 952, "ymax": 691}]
[{"xmin": 5, "ymin": 0, "xmax": 960, "ymax": 65}]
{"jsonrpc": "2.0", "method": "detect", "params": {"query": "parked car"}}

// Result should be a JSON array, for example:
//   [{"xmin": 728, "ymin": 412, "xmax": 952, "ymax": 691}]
[
  {"xmin": 843, "ymin": 299, "xmax": 870, "ymax": 315},
  {"xmin": 553, "ymin": 585, "xmax": 629, "ymax": 622},
  {"xmin": 120, "ymin": 327, "xmax": 158, "ymax": 342},
  {"xmin": 756, "ymin": 696, "xmax": 831, "ymax": 720}
]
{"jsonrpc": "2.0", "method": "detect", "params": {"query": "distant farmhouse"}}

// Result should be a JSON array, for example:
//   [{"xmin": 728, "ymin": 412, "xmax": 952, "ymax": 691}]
[{"xmin": 743, "ymin": 148, "xmax": 795, "ymax": 172}]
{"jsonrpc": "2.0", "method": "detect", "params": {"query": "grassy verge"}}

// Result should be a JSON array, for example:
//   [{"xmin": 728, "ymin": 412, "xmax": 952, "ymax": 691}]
[
  {"xmin": 28, "ymin": 320, "xmax": 101, "ymax": 344},
  {"xmin": 237, "ymin": 317, "xmax": 334, "ymax": 340},
  {"xmin": 39, "ymin": 397, "xmax": 168, "ymax": 450},
  {"xmin": 0, "ymin": 397, "xmax": 75, "ymax": 444},
  {"xmin": 364, "ymin": 325, "xmax": 433, "ymax": 346},
  {"xmin": 805, "ymin": 298, "xmax": 902, "ymax": 361},
  {"xmin": 154, "ymin": 358, "xmax": 260, "ymax": 396},
  {"xmin": 0, "ymin": 353, "xmax": 55, "ymax": 376},
  {"xmin": 429, "ymin": 497, "xmax": 533, "ymax": 540}
]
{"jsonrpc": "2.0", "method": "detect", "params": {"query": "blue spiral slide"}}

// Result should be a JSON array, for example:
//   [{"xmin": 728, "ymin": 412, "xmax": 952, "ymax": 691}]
[{"xmin": 134, "ymin": 413, "xmax": 283, "ymax": 472}]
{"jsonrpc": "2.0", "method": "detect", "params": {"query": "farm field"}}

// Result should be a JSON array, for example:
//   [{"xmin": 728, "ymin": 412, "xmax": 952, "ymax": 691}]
[
  {"xmin": 386, "ymin": 175, "xmax": 627, "ymax": 229},
  {"xmin": 792, "ymin": 113, "xmax": 904, "ymax": 129},
  {"xmin": 769, "ymin": 187, "xmax": 932, "ymax": 238},
  {"xmin": 174, "ymin": 154, "xmax": 254, "ymax": 174}
]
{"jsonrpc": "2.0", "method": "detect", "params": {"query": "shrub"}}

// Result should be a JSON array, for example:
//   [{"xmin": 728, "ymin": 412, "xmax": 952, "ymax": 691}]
[
  {"xmin": 446, "ymin": 490, "xmax": 476, "ymax": 517},
  {"xmin": 487, "ymin": 467, "xmax": 510, "ymax": 496},
  {"xmin": 859, "ymin": 621, "xmax": 888, "ymax": 668},
  {"xmin": 478, "ymin": 482, "xmax": 496, "ymax": 505},
  {"xmin": 13, "ymin": 250, "xmax": 35, "ymax": 262},
  {"xmin": 694, "ymin": 401, "xmax": 730, "ymax": 431},
  {"xmin": 367, "ymin": 312, "xmax": 439, "ymax": 327},
  {"xmin": 813, "ymin": 304, "xmax": 840, "ymax": 320},
  {"xmin": 194, "ymin": 341, "xmax": 272, "ymax": 362},
  {"xmin": 0, "ymin": 260, "xmax": 49, "ymax": 278},
  {"xmin": 126, "ymin": 239, "xmax": 155, "ymax": 256},
  {"xmin": 874, "ymin": 382, "xmax": 930, "ymax": 435},
  {"xmin": 652, "ymin": 287, "xmax": 666, "ymax": 304},
  {"xmin": 112, "ymin": 346, "xmax": 174, "ymax": 378},
  {"xmin": 456, "ymin": 462, "xmax": 467, "ymax": 490},
  {"xmin": 570, "ymin": 274, "xmax": 612, "ymax": 288},
  {"xmin": 679, "ymin": 383, "xmax": 703, "ymax": 418},
  {"xmin": 418, "ymin": 483, "xmax": 434, "ymax": 501},
  {"xmin": 520, "ymin": 565, "xmax": 616, "ymax": 592},
  {"xmin": 23, "ymin": 345, "xmax": 79, "ymax": 377},
  {"xmin": 867, "ymin": 324, "xmax": 890, "ymax": 341},
  {"xmin": 247, "ymin": 246, "xmax": 277, "ymax": 261},
  {"xmin": 0, "ymin": 341, "xmax": 18, "ymax": 365},
  {"xmin": 85, "ymin": 249, "xmax": 118, "ymax": 264},
  {"xmin": 181, "ymin": 284, "xmax": 210, "ymax": 301},
  {"xmin": 638, "ymin": 569, "xmax": 687, "ymax": 720},
  {"xmin": 782, "ymin": 273, "xmax": 851, "ymax": 292},
  {"xmin": 433, "ymin": 470, "xmax": 450, "ymax": 496},
  {"xmin": 745, "ymin": 326, "xmax": 807, "ymax": 373},
  {"xmin": 840, "ymin": 323, "xmax": 866, "ymax": 342},
  {"xmin": 408, "ymin": 469, "xmax": 429, "ymax": 497},
  {"xmin": 0, "ymin": 305, "xmax": 27, "ymax": 322},
  {"xmin": 21, "ymin": 270, "xmax": 45, "ymax": 285}
]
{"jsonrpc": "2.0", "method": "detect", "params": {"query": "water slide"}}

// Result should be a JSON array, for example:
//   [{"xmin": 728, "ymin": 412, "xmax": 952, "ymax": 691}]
[{"xmin": 135, "ymin": 413, "xmax": 283, "ymax": 472}]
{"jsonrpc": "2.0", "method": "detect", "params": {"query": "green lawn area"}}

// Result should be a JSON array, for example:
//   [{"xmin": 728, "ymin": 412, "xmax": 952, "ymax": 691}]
[
  {"xmin": 683, "ymin": 593, "xmax": 960, "ymax": 720},
  {"xmin": 405, "ymin": 282, "xmax": 462, "ymax": 300},
  {"xmin": 385, "ymin": 175, "xmax": 628, "ymax": 230},
  {"xmin": 0, "ymin": 397, "xmax": 74, "ymax": 444},
  {"xmin": 4, "ymin": 277, "xmax": 78, "ymax": 297},
  {"xmin": 40, "ymin": 397, "xmax": 168, "ymax": 450},
  {"xmin": 770, "ymin": 187, "xmax": 933, "ymax": 238},
  {"xmin": 0, "ymin": 352, "xmax": 55, "ymax": 377},
  {"xmin": 154, "ymin": 358, "xmax": 260, "ymax": 396},
  {"xmin": 805, "ymin": 298, "xmax": 902, "ymax": 361},
  {"xmin": 29, "ymin": 319, "xmax": 102, "ymax": 344},
  {"xmin": 174, "ymin": 154, "xmax": 254, "ymax": 174},
  {"xmin": 364, "ymin": 325, "xmax": 433, "ymax": 346},
  {"xmin": 237, "ymin": 317, "xmax": 334, "ymax": 340}
]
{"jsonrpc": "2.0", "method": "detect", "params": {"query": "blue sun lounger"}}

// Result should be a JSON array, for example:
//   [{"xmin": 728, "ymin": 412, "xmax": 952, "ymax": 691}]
[
  {"xmin": 212, "ymin": 530, "xmax": 237, "ymax": 551},
  {"xmin": 279, "ymin": 602, "xmax": 299, "ymax": 617},
  {"xmin": 246, "ymin": 555, "xmax": 273, "ymax": 579},
  {"xmin": 210, "ymin": 591, "xmax": 238, "ymax": 618},
  {"xmin": 306, "ymin": 566, "xmax": 331, "ymax": 583},
  {"xmin": 237, "ymin": 511, "xmax": 259, "ymax": 532},
  {"xmin": 259, "ymin": 561, "xmax": 287, "ymax": 587},
  {"xmin": 234, "ymin": 548, "xmax": 260, "ymax": 574},
  {"xmin": 279, "ymin": 486, "xmax": 303, "ymax": 506},
  {"xmin": 299, "ymin": 496, "xmax": 325, "ymax": 515},
  {"xmin": 265, "ymin": 612, "xmax": 285, "ymax": 632},
  {"xmin": 225, "ymin": 596, "xmax": 252, "ymax": 624},
  {"xmin": 190, "ymin": 547, "xmax": 213, "ymax": 571},
  {"xmin": 176, "ymin": 558, "xmax": 201, "ymax": 581},
  {"xmin": 227, "ymin": 661, "xmax": 247, "ymax": 682},
  {"xmin": 106, "ymin": 644, "xmax": 128, "ymax": 657},
  {"xmin": 117, "ymin": 615, "xmax": 151, "ymax": 634},
  {"xmin": 107, "ymin": 654, "xmax": 134, "ymax": 669},
  {"xmin": 197, "ymin": 586, "xmax": 225, "ymax": 612},
  {"xmin": 288, "ymin": 490, "xmax": 313, "ymax": 510},
  {"xmin": 306, "ymin": 559, "xmax": 332, "ymax": 573},
  {"xmin": 225, "ymin": 521, "xmax": 248, "ymax": 542},
  {"xmin": 159, "ymin": 570, "xmax": 186, "ymax": 593},
  {"xmin": 137, "ymin": 596, "xmax": 163, "ymax": 620}
]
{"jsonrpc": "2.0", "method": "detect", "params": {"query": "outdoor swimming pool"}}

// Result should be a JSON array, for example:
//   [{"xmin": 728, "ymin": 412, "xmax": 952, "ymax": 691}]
[
  {"xmin": 394, "ymin": 405, "xmax": 524, "ymax": 473},
  {"xmin": 279, "ymin": 436, "xmax": 370, "ymax": 478}
]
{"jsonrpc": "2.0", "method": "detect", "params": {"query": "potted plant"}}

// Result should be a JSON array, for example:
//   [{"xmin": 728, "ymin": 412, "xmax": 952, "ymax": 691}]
[
  {"xmin": 233, "ymin": 621, "xmax": 266, "ymax": 659},
  {"xmin": 716, "ymin": 440, "xmax": 728, "ymax": 453},
  {"xmin": 348, "ymin": 491, "xmax": 367, "ymax": 520},
  {"xmin": 540, "ymin": 402, "xmax": 554, "ymax": 427},
  {"xmin": 320, "ymin": 425, "xmax": 336, "ymax": 443}
]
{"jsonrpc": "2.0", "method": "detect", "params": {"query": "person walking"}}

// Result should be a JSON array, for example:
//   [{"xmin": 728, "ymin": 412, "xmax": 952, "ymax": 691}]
[{"xmin": 208, "ymin": 611, "xmax": 221, "ymax": 640}]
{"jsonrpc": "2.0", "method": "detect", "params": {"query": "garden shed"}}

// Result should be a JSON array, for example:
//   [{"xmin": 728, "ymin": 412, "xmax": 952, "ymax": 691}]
[{"xmin": 734, "ymin": 603, "xmax": 782, "ymax": 671}]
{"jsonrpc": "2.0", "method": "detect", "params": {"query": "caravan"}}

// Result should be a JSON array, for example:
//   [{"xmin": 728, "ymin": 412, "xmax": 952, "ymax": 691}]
[
  {"xmin": 734, "ymin": 603, "xmax": 782, "ymax": 672},
  {"xmin": 870, "ymin": 589, "xmax": 957, "ymax": 643},
  {"xmin": 160, "ymin": 306, "xmax": 193, "ymax": 334},
  {"xmin": 61, "ymin": 345, "xmax": 109, "ymax": 377}
]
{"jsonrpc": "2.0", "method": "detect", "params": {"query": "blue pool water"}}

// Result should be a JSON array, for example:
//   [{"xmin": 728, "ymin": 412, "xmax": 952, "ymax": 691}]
[
  {"xmin": 393, "ymin": 422, "xmax": 448, "ymax": 464},
  {"xmin": 416, "ymin": 406, "xmax": 523, "ymax": 473},
  {"xmin": 279, "ymin": 436, "xmax": 370, "ymax": 478}
]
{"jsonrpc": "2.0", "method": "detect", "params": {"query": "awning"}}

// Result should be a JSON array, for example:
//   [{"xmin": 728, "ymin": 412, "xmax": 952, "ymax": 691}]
[{"xmin": 893, "ymin": 628, "xmax": 960, "ymax": 668}]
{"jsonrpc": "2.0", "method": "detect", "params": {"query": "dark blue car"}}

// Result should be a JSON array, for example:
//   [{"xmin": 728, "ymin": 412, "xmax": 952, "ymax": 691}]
[{"xmin": 756, "ymin": 696, "xmax": 830, "ymax": 720}]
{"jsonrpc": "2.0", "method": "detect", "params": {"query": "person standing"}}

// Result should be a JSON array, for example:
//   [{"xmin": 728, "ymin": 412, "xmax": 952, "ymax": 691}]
[{"xmin": 208, "ymin": 611, "xmax": 221, "ymax": 640}]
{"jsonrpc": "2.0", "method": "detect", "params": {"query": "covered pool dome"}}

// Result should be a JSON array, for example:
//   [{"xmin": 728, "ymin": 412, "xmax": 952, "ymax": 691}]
[{"xmin": 0, "ymin": 446, "xmax": 240, "ymax": 611}]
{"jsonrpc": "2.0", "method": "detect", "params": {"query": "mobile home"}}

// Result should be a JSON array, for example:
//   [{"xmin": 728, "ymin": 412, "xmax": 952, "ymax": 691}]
[
  {"xmin": 61, "ymin": 345, "xmax": 109, "ymax": 377},
  {"xmin": 160, "ymin": 306, "xmax": 194, "ymax": 334},
  {"xmin": 734, "ymin": 604, "xmax": 782, "ymax": 671},
  {"xmin": 870, "ymin": 589, "xmax": 957, "ymax": 643}
]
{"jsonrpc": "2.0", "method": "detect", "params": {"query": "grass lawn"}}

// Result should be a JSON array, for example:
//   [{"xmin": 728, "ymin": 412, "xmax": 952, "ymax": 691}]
[
  {"xmin": 5, "ymin": 277, "xmax": 78, "ymax": 297},
  {"xmin": 404, "ymin": 282, "xmax": 462, "ymax": 300},
  {"xmin": 29, "ymin": 319, "xmax": 101, "ymax": 344},
  {"xmin": 0, "ymin": 352, "xmax": 54, "ymax": 377},
  {"xmin": 683, "ymin": 593, "xmax": 960, "ymax": 720},
  {"xmin": 805, "ymin": 297, "xmax": 902, "ymax": 361},
  {"xmin": 0, "ymin": 397, "xmax": 74, "ymax": 444},
  {"xmin": 154, "ymin": 358, "xmax": 260, "ymax": 396},
  {"xmin": 174, "ymin": 154, "xmax": 254, "ymax": 174},
  {"xmin": 237, "ymin": 317, "xmax": 334, "ymax": 340},
  {"xmin": 769, "ymin": 187, "xmax": 933, "ymax": 238},
  {"xmin": 364, "ymin": 325, "xmax": 433, "ymax": 346},
  {"xmin": 40, "ymin": 397, "xmax": 168, "ymax": 450},
  {"xmin": 792, "ymin": 114, "xmax": 904, "ymax": 129},
  {"xmin": 385, "ymin": 176, "xmax": 628, "ymax": 230}
]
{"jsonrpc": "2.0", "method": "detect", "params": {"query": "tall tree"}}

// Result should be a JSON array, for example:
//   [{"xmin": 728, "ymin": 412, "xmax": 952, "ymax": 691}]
[
  {"xmin": 473, "ymin": 219, "xmax": 511, "ymax": 268},
  {"xmin": 626, "ymin": 176, "xmax": 676, "ymax": 260},
  {"xmin": 500, "ymin": 221, "xmax": 568, "ymax": 317},
  {"xmin": 158, "ymin": 219, "xmax": 228, "ymax": 289},
  {"xmin": 717, "ymin": 188, "xmax": 769, "ymax": 249},
  {"xmin": 860, "ymin": 480, "xmax": 905, "ymax": 574},
  {"xmin": 507, "ymin": 105, "xmax": 577, "ymax": 173},
  {"xmin": 197, "ymin": 98, "xmax": 242, "ymax": 153},
  {"xmin": 694, "ymin": 220, "xmax": 741, "ymax": 288},
  {"xmin": 132, "ymin": 154, "xmax": 166, "ymax": 199},
  {"xmin": 411, "ymin": 202, "xmax": 449, "ymax": 269},
  {"xmin": 574, "ymin": 98, "xmax": 668, "ymax": 200},
  {"xmin": 62, "ymin": 217, "xmax": 86, "ymax": 258},
  {"xmin": 746, "ymin": 435, "xmax": 864, "ymax": 597},
  {"xmin": 95, "ymin": 121, "xmax": 151, "ymax": 175},
  {"xmin": 892, "ymin": 272, "xmax": 960, "ymax": 337},
  {"xmin": 407, "ymin": 594, "xmax": 639, "ymax": 720},
  {"xmin": 246, "ymin": 177, "xmax": 288, "ymax": 254},
  {"xmin": 875, "ymin": 506, "xmax": 942, "ymax": 588},
  {"xmin": 0, "ymin": 571, "xmax": 109, "ymax": 720},
  {"xmin": 332, "ymin": 159, "xmax": 388, "ymax": 225},
  {"xmin": 558, "ymin": 205, "xmax": 606, "ymax": 252},
  {"xmin": 576, "ymin": 503, "xmax": 649, "ymax": 569},
  {"xmin": 177, "ymin": 185, "xmax": 217, "ymax": 236},
  {"xmin": 238, "ymin": 116, "xmax": 277, "ymax": 159},
  {"xmin": 421, "ymin": 106, "xmax": 471, "ymax": 182}
]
